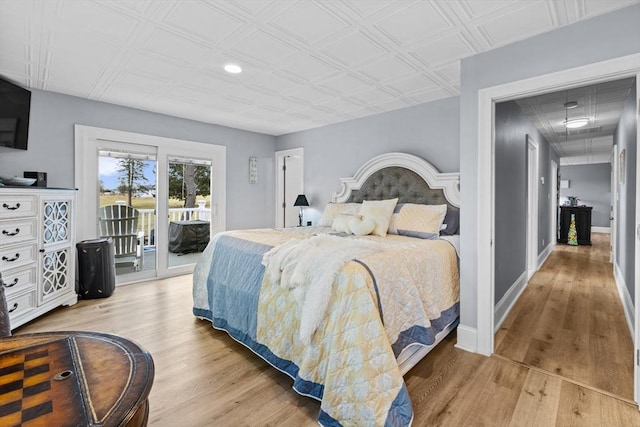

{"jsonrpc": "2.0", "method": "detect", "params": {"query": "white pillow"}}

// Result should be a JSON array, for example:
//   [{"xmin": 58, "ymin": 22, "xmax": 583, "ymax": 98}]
[
  {"xmin": 332, "ymin": 214, "xmax": 358, "ymax": 233},
  {"xmin": 390, "ymin": 204, "xmax": 448, "ymax": 239},
  {"xmin": 319, "ymin": 203, "xmax": 361, "ymax": 227},
  {"xmin": 359, "ymin": 198, "xmax": 398, "ymax": 237},
  {"xmin": 348, "ymin": 216, "xmax": 376, "ymax": 236}
]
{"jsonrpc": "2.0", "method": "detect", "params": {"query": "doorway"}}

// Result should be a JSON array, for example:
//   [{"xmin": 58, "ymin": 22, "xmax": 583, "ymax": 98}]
[
  {"xmin": 275, "ymin": 148, "xmax": 304, "ymax": 228},
  {"xmin": 475, "ymin": 55, "xmax": 640, "ymax": 404},
  {"xmin": 75, "ymin": 125, "xmax": 226, "ymax": 284},
  {"xmin": 98, "ymin": 146, "xmax": 157, "ymax": 282}
]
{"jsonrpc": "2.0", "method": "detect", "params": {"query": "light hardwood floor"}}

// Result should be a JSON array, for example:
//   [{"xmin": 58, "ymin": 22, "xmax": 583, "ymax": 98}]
[
  {"xmin": 13, "ymin": 251, "xmax": 640, "ymax": 426},
  {"xmin": 495, "ymin": 233, "xmax": 634, "ymax": 400}
]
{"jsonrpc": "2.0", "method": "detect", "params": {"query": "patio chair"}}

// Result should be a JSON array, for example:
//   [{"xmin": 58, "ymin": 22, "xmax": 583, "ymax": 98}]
[{"xmin": 99, "ymin": 205, "xmax": 143, "ymax": 272}]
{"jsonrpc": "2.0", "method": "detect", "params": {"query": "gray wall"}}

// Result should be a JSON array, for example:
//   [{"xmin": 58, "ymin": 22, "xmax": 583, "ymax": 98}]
[
  {"xmin": 0, "ymin": 89, "xmax": 277, "ymax": 230},
  {"xmin": 276, "ymin": 96, "xmax": 460, "ymax": 224},
  {"xmin": 494, "ymin": 101, "xmax": 558, "ymax": 304},
  {"xmin": 614, "ymin": 80, "xmax": 637, "ymax": 301},
  {"xmin": 559, "ymin": 164, "xmax": 612, "ymax": 227},
  {"xmin": 459, "ymin": 4, "xmax": 640, "ymax": 328}
]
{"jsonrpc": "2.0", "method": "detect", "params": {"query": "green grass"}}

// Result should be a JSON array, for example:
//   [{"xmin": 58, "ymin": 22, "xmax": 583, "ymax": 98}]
[{"xmin": 99, "ymin": 194, "xmax": 210, "ymax": 209}]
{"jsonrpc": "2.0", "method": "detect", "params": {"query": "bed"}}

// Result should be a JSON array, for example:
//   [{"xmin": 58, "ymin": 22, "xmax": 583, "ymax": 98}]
[{"xmin": 193, "ymin": 152, "xmax": 460, "ymax": 427}]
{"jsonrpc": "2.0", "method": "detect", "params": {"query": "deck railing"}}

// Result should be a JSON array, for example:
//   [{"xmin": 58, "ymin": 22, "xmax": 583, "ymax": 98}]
[{"xmin": 136, "ymin": 201, "xmax": 210, "ymax": 246}]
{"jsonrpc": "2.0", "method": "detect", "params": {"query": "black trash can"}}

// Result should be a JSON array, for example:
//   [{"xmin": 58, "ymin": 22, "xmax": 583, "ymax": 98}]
[{"xmin": 76, "ymin": 238, "xmax": 116, "ymax": 299}]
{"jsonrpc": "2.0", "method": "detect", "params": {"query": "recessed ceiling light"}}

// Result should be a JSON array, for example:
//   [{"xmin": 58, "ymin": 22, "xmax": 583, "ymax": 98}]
[
  {"xmin": 224, "ymin": 64, "xmax": 242, "ymax": 74},
  {"xmin": 564, "ymin": 118, "xmax": 589, "ymax": 128}
]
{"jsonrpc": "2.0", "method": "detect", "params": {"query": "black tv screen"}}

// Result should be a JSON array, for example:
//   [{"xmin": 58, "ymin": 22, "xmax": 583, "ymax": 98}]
[{"xmin": 0, "ymin": 76, "xmax": 31, "ymax": 150}]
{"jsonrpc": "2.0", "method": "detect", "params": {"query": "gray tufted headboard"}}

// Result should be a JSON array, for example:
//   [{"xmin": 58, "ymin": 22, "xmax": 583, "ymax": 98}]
[{"xmin": 345, "ymin": 166, "xmax": 457, "ymax": 213}]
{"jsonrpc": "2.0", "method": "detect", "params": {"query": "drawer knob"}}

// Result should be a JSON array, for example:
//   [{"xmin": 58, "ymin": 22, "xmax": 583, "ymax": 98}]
[
  {"xmin": 3, "ymin": 278, "xmax": 18, "ymax": 288},
  {"xmin": 8, "ymin": 303, "xmax": 18, "ymax": 313},
  {"xmin": 1, "ymin": 254, "xmax": 20, "ymax": 262},
  {"xmin": 2, "ymin": 203, "xmax": 21, "ymax": 211},
  {"xmin": 2, "ymin": 228, "xmax": 20, "ymax": 236}
]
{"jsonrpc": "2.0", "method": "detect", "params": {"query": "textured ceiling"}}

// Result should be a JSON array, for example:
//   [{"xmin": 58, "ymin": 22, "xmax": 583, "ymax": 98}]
[
  {"xmin": 0, "ymin": 0, "xmax": 637, "ymax": 140},
  {"xmin": 516, "ymin": 77, "xmax": 635, "ymax": 165}
]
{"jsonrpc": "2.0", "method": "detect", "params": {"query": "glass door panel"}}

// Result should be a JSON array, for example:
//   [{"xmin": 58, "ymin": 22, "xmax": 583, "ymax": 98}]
[
  {"xmin": 98, "ymin": 149, "xmax": 157, "ymax": 281},
  {"xmin": 166, "ymin": 158, "xmax": 212, "ymax": 269}
]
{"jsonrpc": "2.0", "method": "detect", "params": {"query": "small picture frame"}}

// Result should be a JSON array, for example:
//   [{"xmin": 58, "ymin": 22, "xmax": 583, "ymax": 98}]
[
  {"xmin": 249, "ymin": 156, "xmax": 258, "ymax": 184},
  {"xmin": 619, "ymin": 149, "xmax": 626, "ymax": 184}
]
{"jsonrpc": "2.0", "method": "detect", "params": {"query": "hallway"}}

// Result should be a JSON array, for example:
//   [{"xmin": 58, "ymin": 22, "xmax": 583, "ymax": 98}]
[{"xmin": 495, "ymin": 233, "xmax": 634, "ymax": 400}]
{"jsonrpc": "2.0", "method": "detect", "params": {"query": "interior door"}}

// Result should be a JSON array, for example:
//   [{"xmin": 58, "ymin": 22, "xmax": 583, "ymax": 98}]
[
  {"xmin": 275, "ymin": 148, "xmax": 304, "ymax": 228},
  {"xmin": 633, "ymin": 72, "xmax": 640, "ymax": 406}
]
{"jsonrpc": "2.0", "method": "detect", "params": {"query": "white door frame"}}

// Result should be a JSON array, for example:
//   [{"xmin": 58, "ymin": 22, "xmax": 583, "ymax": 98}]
[
  {"xmin": 551, "ymin": 160, "xmax": 558, "ymax": 248},
  {"xmin": 527, "ymin": 136, "xmax": 539, "ymax": 278},
  {"xmin": 74, "ymin": 125, "xmax": 226, "ymax": 283},
  {"xmin": 275, "ymin": 148, "xmax": 304, "ymax": 228},
  {"xmin": 476, "ymin": 54, "xmax": 640, "ymax": 403},
  {"xmin": 633, "ymin": 71, "xmax": 640, "ymax": 405},
  {"xmin": 611, "ymin": 145, "xmax": 618, "ymax": 264}
]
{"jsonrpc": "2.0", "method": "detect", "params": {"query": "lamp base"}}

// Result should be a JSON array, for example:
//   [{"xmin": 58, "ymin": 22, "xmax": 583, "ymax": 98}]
[{"xmin": 298, "ymin": 210, "xmax": 303, "ymax": 227}]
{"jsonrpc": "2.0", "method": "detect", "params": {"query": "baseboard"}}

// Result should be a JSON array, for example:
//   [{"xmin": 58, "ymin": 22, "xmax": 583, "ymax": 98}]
[
  {"xmin": 455, "ymin": 324, "xmax": 477, "ymax": 353},
  {"xmin": 494, "ymin": 270, "xmax": 529, "ymax": 333},
  {"xmin": 591, "ymin": 226, "xmax": 611, "ymax": 234},
  {"xmin": 614, "ymin": 262, "xmax": 634, "ymax": 338},
  {"xmin": 537, "ymin": 242, "xmax": 554, "ymax": 270}
]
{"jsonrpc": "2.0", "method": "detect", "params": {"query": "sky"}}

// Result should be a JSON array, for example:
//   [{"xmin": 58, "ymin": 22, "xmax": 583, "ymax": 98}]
[{"xmin": 99, "ymin": 157, "xmax": 156, "ymax": 192}]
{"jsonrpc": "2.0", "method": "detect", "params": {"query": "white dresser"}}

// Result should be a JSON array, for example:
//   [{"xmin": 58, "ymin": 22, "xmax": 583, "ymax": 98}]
[{"xmin": 0, "ymin": 187, "xmax": 77, "ymax": 329}]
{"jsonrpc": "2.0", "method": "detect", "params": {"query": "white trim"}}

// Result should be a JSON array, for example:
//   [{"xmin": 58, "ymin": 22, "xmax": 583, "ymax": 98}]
[
  {"xmin": 476, "ymin": 54, "xmax": 640, "ymax": 361},
  {"xmin": 537, "ymin": 241, "xmax": 554, "ymax": 270},
  {"xmin": 591, "ymin": 226, "xmax": 611, "ymax": 234},
  {"xmin": 527, "ymin": 136, "xmax": 540, "ymax": 280},
  {"xmin": 551, "ymin": 160, "xmax": 558, "ymax": 248},
  {"xmin": 455, "ymin": 325, "xmax": 478, "ymax": 353},
  {"xmin": 494, "ymin": 270, "xmax": 528, "ymax": 333},
  {"xmin": 614, "ymin": 262, "xmax": 634, "ymax": 338},
  {"xmin": 634, "ymin": 71, "xmax": 640, "ymax": 405},
  {"xmin": 332, "ymin": 152, "xmax": 460, "ymax": 207}
]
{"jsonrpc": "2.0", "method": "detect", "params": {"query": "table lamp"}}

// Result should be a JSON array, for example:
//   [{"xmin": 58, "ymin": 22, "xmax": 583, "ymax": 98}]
[{"xmin": 293, "ymin": 194, "xmax": 309, "ymax": 227}]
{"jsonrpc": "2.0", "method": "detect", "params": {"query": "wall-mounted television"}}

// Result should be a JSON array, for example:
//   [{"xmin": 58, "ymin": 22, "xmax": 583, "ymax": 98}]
[{"xmin": 0, "ymin": 76, "xmax": 31, "ymax": 150}]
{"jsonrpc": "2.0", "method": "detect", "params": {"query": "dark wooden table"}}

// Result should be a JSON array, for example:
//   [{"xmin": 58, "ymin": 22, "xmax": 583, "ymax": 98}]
[{"xmin": 0, "ymin": 331, "xmax": 154, "ymax": 426}]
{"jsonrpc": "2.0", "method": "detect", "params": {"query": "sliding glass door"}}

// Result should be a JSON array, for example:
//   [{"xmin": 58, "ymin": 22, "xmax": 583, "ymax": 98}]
[
  {"xmin": 166, "ymin": 157, "xmax": 212, "ymax": 269},
  {"xmin": 75, "ymin": 125, "xmax": 226, "ymax": 285}
]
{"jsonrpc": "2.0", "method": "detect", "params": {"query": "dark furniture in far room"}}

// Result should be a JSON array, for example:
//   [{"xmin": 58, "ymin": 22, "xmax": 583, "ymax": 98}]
[
  {"xmin": 168, "ymin": 220, "xmax": 210, "ymax": 253},
  {"xmin": 558, "ymin": 205, "xmax": 593, "ymax": 245},
  {"xmin": 0, "ymin": 331, "xmax": 154, "ymax": 426}
]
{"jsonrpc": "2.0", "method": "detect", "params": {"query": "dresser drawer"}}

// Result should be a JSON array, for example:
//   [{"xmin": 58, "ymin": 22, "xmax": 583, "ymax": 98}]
[
  {"xmin": 0, "ymin": 243, "xmax": 37, "ymax": 271},
  {"xmin": 2, "ymin": 266, "xmax": 37, "ymax": 296},
  {"xmin": 0, "ymin": 195, "xmax": 38, "ymax": 219},
  {"xmin": 6, "ymin": 289, "xmax": 37, "ymax": 322},
  {"xmin": 0, "ymin": 217, "xmax": 37, "ymax": 246}
]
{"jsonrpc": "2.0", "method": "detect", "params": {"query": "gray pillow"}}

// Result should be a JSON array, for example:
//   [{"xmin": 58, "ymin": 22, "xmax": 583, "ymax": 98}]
[{"xmin": 440, "ymin": 206, "xmax": 459, "ymax": 235}]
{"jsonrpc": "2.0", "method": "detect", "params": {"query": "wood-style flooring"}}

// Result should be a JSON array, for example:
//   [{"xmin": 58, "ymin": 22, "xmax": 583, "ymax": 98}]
[
  {"xmin": 496, "ymin": 233, "xmax": 634, "ymax": 400},
  {"xmin": 13, "ymin": 242, "xmax": 640, "ymax": 425}
]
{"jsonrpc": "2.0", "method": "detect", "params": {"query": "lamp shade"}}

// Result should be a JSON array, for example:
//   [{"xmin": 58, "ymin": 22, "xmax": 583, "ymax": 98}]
[{"xmin": 293, "ymin": 194, "xmax": 309, "ymax": 207}]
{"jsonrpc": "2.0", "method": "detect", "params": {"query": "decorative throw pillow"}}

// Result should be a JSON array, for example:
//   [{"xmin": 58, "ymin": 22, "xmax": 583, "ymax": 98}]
[
  {"xmin": 332, "ymin": 214, "xmax": 358, "ymax": 233},
  {"xmin": 391, "ymin": 203, "xmax": 448, "ymax": 239},
  {"xmin": 348, "ymin": 216, "xmax": 376, "ymax": 236},
  {"xmin": 440, "ymin": 206, "xmax": 460, "ymax": 235},
  {"xmin": 319, "ymin": 203, "xmax": 361, "ymax": 227},
  {"xmin": 359, "ymin": 198, "xmax": 398, "ymax": 237}
]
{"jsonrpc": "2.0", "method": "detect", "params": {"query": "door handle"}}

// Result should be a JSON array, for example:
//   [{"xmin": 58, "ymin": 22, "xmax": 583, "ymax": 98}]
[{"xmin": 2, "ymin": 254, "xmax": 20, "ymax": 262}]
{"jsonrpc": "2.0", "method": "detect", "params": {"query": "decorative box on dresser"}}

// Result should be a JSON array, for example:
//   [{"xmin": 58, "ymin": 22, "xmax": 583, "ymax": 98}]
[{"xmin": 0, "ymin": 187, "xmax": 77, "ymax": 329}]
